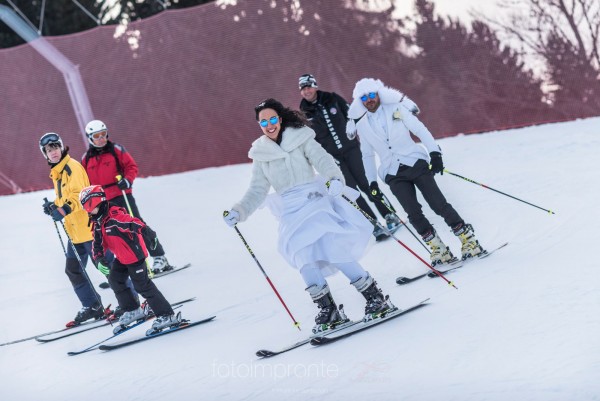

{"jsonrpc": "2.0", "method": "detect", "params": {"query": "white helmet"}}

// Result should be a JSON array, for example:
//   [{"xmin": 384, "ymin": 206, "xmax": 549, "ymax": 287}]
[
  {"xmin": 39, "ymin": 132, "xmax": 64, "ymax": 161},
  {"xmin": 85, "ymin": 120, "xmax": 108, "ymax": 147}
]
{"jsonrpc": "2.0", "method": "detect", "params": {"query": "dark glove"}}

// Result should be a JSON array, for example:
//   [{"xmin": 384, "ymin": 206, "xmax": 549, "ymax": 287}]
[
  {"xmin": 429, "ymin": 152, "xmax": 444, "ymax": 175},
  {"xmin": 117, "ymin": 177, "xmax": 131, "ymax": 190},
  {"xmin": 369, "ymin": 182, "xmax": 384, "ymax": 202},
  {"xmin": 142, "ymin": 226, "xmax": 158, "ymax": 250},
  {"xmin": 43, "ymin": 199, "xmax": 57, "ymax": 216},
  {"xmin": 51, "ymin": 207, "xmax": 66, "ymax": 221}
]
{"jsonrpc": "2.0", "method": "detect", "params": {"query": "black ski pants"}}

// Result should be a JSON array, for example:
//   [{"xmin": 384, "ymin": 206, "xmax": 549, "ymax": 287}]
[
  {"xmin": 338, "ymin": 146, "xmax": 390, "ymax": 220},
  {"xmin": 385, "ymin": 159, "xmax": 463, "ymax": 236},
  {"xmin": 111, "ymin": 194, "xmax": 165, "ymax": 257},
  {"xmin": 108, "ymin": 258, "xmax": 173, "ymax": 316}
]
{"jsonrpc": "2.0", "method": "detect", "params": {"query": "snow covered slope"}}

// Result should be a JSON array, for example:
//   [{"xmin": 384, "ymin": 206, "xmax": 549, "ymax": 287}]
[{"xmin": 0, "ymin": 117, "xmax": 598, "ymax": 401}]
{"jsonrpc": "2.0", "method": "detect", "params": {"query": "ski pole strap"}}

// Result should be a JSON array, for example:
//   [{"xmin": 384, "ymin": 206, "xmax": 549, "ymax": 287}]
[{"xmin": 443, "ymin": 169, "xmax": 555, "ymax": 215}]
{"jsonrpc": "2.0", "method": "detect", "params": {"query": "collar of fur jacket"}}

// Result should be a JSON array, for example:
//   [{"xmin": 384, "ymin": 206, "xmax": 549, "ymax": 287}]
[
  {"xmin": 346, "ymin": 78, "xmax": 419, "ymax": 134},
  {"xmin": 249, "ymin": 126, "xmax": 315, "ymax": 161}
]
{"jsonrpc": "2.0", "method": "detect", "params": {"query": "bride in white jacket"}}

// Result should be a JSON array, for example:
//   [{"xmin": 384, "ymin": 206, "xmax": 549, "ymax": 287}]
[{"xmin": 224, "ymin": 98, "xmax": 393, "ymax": 331}]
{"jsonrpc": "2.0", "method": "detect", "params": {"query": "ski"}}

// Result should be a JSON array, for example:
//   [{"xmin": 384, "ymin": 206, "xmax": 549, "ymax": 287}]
[
  {"xmin": 426, "ymin": 242, "xmax": 509, "ymax": 278},
  {"xmin": 396, "ymin": 259, "xmax": 462, "ymax": 285},
  {"xmin": 256, "ymin": 319, "xmax": 361, "ymax": 358},
  {"xmin": 98, "ymin": 316, "xmax": 216, "ymax": 351},
  {"xmin": 98, "ymin": 264, "xmax": 192, "ymax": 289},
  {"xmin": 0, "ymin": 312, "xmax": 112, "ymax": 347},
  {"xmin": 37, "ymin": 297, "xmax": 196, "ymax": 343},
  {"xmin": 310, "ymin": 298, "xmax": 430, "ymax": 346},
  {"xmin": 152, "ymin": 263, "xmax": 192, "ymax": 279},
  {"xmin": 67, "ymin": 318, "xmax": 149, "ymax": 356}
]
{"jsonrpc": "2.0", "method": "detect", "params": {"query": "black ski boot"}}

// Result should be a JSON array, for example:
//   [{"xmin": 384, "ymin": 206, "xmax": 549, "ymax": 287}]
[
  {"xmin": 352, "ymin": 274, "xmax": 393, "ymax": 320},
  {"xmin": 73, "ymin": 303, "xmax": 106, "ymax": 324},
  {"xmin": 307, "ymin": 284, "xmax": 347, "ymax": 333}
]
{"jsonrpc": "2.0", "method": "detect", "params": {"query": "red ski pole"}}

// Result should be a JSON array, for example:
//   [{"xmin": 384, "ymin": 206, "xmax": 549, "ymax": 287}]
[
  {"xmin": 225, "ymin": 214, "xmax": 301, "ymax": 331},
  {"xmin": 341, "ymin": 194, "xmax": 458, "ymax": 289}
]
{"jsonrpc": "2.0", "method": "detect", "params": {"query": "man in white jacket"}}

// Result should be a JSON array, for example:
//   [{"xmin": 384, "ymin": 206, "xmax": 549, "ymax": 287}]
[{"xmin": 346, "ymin": 78, "xmax": 484, "ymax": 265}]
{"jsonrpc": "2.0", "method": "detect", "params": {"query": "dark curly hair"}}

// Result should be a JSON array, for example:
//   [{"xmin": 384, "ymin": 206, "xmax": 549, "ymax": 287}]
[{"xmin": 254, "ymin": 98, "xmax": 308, "ymax": 138}]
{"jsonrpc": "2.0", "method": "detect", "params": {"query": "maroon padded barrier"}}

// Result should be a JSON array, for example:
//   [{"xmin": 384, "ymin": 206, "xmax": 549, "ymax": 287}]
[{"xmin": 0, "ymin": 0, "xmax": 596, "ymax": 195}]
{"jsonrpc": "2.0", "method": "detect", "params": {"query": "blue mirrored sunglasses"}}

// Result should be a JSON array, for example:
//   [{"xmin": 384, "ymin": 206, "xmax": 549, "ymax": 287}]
[
  {"xmin": 259, "ymin": 116, "xmax": 279, "ymax": 127},
  {"xmin": 360, "ymin": 92, "xmax": 377, "ymax": 102}
]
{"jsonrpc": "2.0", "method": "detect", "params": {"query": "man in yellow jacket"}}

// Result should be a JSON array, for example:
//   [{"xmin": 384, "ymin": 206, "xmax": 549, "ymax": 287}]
[{"xmin": 40, "ymin": 132, "xmax": 109, "ymax": 325}]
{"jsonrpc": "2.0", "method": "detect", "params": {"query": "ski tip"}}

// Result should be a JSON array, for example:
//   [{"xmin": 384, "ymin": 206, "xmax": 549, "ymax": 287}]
[
  {"xmin": 256, "ymin": 350, "xmax": 275, "ymax": 358},
  {"xmin": 395, "ymin": 276, "xmax": 409, "ymax": 285}
]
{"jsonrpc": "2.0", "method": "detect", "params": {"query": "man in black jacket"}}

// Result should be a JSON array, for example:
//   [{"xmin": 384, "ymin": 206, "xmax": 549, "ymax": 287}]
[{"xmin": 298, "ymin": 74, "xmax": 400, "ymax": 241}]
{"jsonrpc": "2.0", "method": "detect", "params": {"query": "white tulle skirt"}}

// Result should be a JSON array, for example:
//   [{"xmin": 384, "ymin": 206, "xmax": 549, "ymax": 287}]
[{"xmin": 263, "ymin": 178, "xmax": 372, "ymax": 276}]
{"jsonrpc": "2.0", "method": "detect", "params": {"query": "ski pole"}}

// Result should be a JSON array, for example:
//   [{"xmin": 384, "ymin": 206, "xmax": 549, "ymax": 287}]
[
  {"xmin": 45, "ymin": 197, "xmax": 67, "ymax": 257},
  {"xmin": 373, "ymin": 193, "xmax": 430, "ymax": 253},
  {"xmin": 444, "ymin": 169, "xmax": 555, "ymax": 215},
  {"xmin": 115, "ymin": 175, "xmax": 154, "ymax": 278},
  {"xmin": 225, "ymin": 214, "xmax": 301, "ymax": 331},
  {"xmin": 59, "ymin": 221, "xmax": 112, "ymax": 324},
  {"xmin": 341, "ymin": 194, "xmax": 458, "ymax": 289}
]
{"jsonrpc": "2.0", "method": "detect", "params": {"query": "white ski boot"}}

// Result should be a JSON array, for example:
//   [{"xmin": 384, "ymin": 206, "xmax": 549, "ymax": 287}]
[
  {"xmin": 423, "ymin": 228, "xmax": 456, "ymax": 266},
  {"xmin": 146, "ymin": 312, "xmax": 182, "ymax": 336},
  {"xmin": 113, "ymin": 306, "xmax": 146, "ymax": 334},
  {"xmin": 453, "ymin": 223, "xmax": 484, "ymax": 260}
]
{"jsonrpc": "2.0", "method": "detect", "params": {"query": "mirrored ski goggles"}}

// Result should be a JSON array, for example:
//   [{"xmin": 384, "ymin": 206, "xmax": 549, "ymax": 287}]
[
  {"xmin": 88, "ymin": 130, "xmax": 107, "ymax": 140},
  {"xmin": 40, "ymin": 133, "xmax": 61, "ymax": 147},
  {"xmin": 360, "ymin": 92, "xmax": 377, "ymax": 102},
  {"xmin": 259, "ymin": 116, "xmax": 279, "ymax": 127}
]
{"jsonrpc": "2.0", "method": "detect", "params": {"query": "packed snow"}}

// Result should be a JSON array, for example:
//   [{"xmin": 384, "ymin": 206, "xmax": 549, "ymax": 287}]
[{"xmin": 1, "ymin": 117, "xmax": 598, "ymax": 401}]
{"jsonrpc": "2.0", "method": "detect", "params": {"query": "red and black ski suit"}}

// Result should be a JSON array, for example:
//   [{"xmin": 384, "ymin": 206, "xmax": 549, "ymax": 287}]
[{"xmin": 92, "ymin": 205, "xmax": 173, "ymax": 316}]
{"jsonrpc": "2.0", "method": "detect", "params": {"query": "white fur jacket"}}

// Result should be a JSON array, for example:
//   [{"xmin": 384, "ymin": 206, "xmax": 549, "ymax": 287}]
[{"xmin": 232, "ymin": 126, "xmax": 344, "ymax": 222}]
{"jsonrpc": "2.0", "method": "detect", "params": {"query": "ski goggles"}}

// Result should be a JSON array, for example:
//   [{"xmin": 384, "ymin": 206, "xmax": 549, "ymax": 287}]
[
  {"xmin": 259, "ymin": 116, "xmax": 279, "ymax": 127},
  {"xmin": 40, "ymin": 133, "xmax": 61, "ymax": 147},
  {"xmin": 88, "ymin": 130, "xmax": 107, "ymax": 140},
  {"xmin": 360, "ymin": 92, "xmax": 377, "ymax": 102}
]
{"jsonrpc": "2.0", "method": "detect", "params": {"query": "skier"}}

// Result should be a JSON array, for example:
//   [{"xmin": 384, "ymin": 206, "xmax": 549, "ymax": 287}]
[
  {"xmin": 223, "ymin": 98, "xmax": 394, "ymax": 331},
  {"xmin": 81, "ymin": 120, "xmax": 171, "ymax": 274},
  {"xmin": 79, "ymin": 184, "xmax": 181, "ymax": 335},
  {"xmin": 298, "ymin": 73, "xmax": 400, "ymax": 241},
  {"xmin": 39, "ymin": 132, "xmax": 109, "ymax": 325},
  {"xmin": 347, "ymin": 78, "xmax": 485, "ymax": 265}
]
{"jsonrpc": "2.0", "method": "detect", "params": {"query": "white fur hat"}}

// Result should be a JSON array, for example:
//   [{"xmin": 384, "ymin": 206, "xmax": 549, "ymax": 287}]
[{"xmin": 346, "ymin": 78, "xmax": 420, "ymax": 134}]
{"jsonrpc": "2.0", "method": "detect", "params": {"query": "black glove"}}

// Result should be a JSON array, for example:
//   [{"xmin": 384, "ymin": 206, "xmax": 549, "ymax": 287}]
[
  {"xmin": 43, "ymin": 199, "xmax": 57, "ymax": 216},
  {"xmin": 142, "ymin": 226, "xmax": 158, "ymax": 250},
  {"xmin": 51, "ymin": 207, "xmax": 65, "ymax": 221},
  {"xmin": 429, "ymin": 152, "xmax": 444, "ymax": 175},
  {"xmin": 117, "ymin": 177, "xmax": 131, "ymax": 190},
  {"xmin": 369, "ymin": 182, "xmax": 384, "ymax": 202}
]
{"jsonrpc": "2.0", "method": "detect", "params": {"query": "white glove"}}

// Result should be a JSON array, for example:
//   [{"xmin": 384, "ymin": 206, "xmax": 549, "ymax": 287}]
[
  {"xmin": 223, "ymin": 210, "xmax": 240, "ymax": 227},
  {"xmin": 327, "ymin": 179, "xmax": 344, "ymax": 197}
]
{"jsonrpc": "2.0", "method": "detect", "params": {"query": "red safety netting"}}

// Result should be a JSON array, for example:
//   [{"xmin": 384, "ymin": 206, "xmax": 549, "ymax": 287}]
[{"xmin": 0, "ymin": 0, "xmax": 596, "ymax": 195}]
